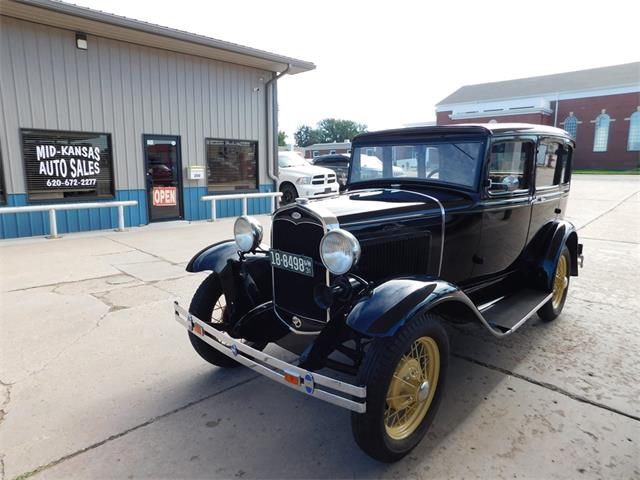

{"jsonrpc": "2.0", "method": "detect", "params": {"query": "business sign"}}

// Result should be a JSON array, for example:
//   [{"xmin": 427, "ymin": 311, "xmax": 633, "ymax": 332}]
[
  {"xmin": 152, "ymin": 186, "xmax": 177, "ymax": 206},
  {"xmin": 22, "ymin": 130, "xmax": 114, "ymax": 199}
]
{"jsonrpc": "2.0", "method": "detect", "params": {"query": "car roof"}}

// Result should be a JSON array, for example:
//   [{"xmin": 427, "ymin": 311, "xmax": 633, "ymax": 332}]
[{"xmin": 353, "ymin": 123, "xmax": 573, "ymax": 143}]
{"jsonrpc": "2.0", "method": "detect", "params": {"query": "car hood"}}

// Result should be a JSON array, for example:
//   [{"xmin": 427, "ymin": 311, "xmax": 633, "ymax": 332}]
[
  {"xmin": 280, "ymin": 164, "xmax": 334, "ymax": 177},
  {"xmin": 311, "ymin": 188, "xmax": 442, "ymax": 225}
]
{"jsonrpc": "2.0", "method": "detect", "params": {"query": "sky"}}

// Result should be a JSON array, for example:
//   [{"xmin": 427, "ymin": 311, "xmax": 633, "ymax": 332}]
[{"xmin": 72, "ymin": 0, "xmax": 639, "ymax": 142}]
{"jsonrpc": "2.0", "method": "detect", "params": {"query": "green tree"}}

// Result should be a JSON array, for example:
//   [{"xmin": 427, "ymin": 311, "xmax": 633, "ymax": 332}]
[
  {"xmin": 317, "ymin": 118, "xmax": 367, "ymax": 143},
  {"xmin": 278, "ymin": 130, "xmax": 287, "ymax": 146},
  {"xmin": 294, "ymin": 119, "xmax": 367, "ymax": 147},
  {"xmin": 293, "ymin": 125, "xmax": 320, "ymax": 147}
]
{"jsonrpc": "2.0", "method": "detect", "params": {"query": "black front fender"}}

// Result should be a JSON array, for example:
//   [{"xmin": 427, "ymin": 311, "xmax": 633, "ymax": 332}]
[
  {"xmin": 186, "ymin": 240, "xmax": 239, "ymax": 273},
  {"xmin": 345, "ymin": 277, "xmax": 468, "ymax": 337}
]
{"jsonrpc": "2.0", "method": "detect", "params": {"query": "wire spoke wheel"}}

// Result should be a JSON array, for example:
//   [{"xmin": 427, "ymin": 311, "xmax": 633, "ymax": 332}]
[
  {"xmin": 552, "ymin": 254, "xmax": 568, "ymax": 310},
  {"xmin": 384, "ymin": 336, "xmax": 440, "ymax": 440}
]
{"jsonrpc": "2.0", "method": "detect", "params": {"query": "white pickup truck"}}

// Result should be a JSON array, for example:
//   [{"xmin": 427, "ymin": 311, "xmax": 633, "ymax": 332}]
[{"xmin": 277, "ymin": 151, "xmax": 339, "ymax": 204}]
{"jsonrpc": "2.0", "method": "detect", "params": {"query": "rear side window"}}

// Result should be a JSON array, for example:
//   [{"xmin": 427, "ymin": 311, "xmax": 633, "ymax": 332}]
[
  {"xmin": 536, "ymin": 140, "xmax": 571, "ymax": 188},
  {"xmin": 487, "ymin": 141, "xmax": 533, "ymax": 194}
]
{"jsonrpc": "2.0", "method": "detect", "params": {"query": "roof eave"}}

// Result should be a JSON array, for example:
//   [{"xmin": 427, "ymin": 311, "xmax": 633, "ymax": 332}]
[{"xmin": 1, "ymin": 0, "xmax": 316, "ymax": 74}]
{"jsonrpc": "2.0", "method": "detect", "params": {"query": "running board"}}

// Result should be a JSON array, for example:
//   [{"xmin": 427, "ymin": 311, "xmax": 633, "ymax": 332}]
[{"xmin": 479, "ymin": 289, "xmax": 552, "ymax": 335}]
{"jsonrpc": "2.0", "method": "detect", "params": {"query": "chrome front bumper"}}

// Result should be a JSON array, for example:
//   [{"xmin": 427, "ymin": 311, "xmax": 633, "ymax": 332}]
[{"xmin": 173, "ymin": 302, "xmax": 366, "ymax": 413}]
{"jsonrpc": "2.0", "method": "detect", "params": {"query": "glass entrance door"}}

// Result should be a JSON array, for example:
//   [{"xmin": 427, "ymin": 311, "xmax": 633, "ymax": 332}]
[{"xmin": 144, "ymin": 135, "xmax": 182, "ymax": 222}]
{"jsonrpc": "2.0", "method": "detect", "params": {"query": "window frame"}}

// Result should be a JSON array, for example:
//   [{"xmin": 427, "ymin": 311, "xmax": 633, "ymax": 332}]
[
  {"xmin": 563, "ymin": 115, "xmax": 578, "ymax": 139},
  {"xmin": 627, "ymin": 111, "xmax": 640, "ymax": 152},
  {"xmin": 0, "ymin": 144, "xmax": 6, "ymax": 205},
  {"xmin": 204, "ymin": 137, "xmax": 259, "ymax": 194},
  {"xmin": 485, "ymin": 137, "xmax": 535, "ymax": 198},
  {"xmin": 534, "ymin": 137, "xmax": 569, "ymax": 192},
  {"xmin": 20, "ymin": 128, "xmax": 115, "ymax": 203},
  {"xmin": 593, "ymin": 113, "xmax": 611, "ymax": 152}
]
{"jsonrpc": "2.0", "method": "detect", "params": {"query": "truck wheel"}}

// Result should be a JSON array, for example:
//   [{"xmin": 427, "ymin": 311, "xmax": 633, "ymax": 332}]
[
  {"xmin": 351, "ymin": 313, "xmax": 449, "ymax": 462},
  {"xmin": 188, "ymin": 273, "xmax": 260, "ymax": 368},
  {"xmin": 537, "ymin": 246, "xmax": 571, "ymax": 322},
  {"xmin": 279, "ymin": 183, "xmax": 298, "ymax": 205}
]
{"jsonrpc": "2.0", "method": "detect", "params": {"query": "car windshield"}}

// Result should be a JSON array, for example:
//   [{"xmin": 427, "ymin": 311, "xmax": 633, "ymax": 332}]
[
  {"xmin": 349, "ymin": 141, "xmax": 484, "ymax": 188},
  {"xmin": 278, "ymin": 153, "xmax": 309, "ymax": 168}
]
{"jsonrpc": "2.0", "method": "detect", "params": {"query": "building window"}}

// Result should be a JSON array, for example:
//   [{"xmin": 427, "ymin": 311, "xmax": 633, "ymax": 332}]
[
  {"xmin": 330, "ymin": 149, "xmax": 336, "ymax": 154},
  {"xmin": 628, "ymin": 110, "xmax": 640, "ymax": 151},
  {"xmin": 563, "ymin": 114, "xmax": 578, "ymax": 139},
  {"xmin": 206, "ymin": 139, "xmax": 258, "ymax": 192},
  {"xmin": 312, "ymin": 150, "xmax": 319, "ymax": 157},
  {"xmin": 593, "ymin": 112, "xmax": 610, "ymax": 152},
  {"xmin": 21, "ymin": 129, "xmax": 114, "ymax": 201}
]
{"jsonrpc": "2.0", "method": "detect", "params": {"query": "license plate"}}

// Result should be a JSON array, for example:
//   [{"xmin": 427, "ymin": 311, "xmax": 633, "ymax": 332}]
[
  {"xmin": 270, "ymin": 250, "xmax": 314, "ymax": 277},
  {"xmin": 324, "ymin": 187, "xmax": 331, "ymax": 193}
]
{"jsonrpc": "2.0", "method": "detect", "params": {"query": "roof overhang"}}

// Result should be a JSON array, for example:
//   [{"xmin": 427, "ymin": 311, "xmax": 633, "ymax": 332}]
[{"xmin": 0, "ymin": 0, "xmax": 316, "ymax": 74}]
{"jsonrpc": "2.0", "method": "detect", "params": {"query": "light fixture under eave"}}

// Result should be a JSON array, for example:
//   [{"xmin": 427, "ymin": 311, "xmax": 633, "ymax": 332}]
[{"xmin": 76, "ymin": 32, "xmax": 88, "ymax": 50}]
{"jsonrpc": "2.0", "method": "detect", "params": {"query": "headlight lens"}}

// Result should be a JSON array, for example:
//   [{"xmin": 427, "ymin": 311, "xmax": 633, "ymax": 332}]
[
  {"xmin": 296, "ymin": 176, "xmax": 312, "ymax": 185},
  {"xmin": 233, "ymin": 216, "xmax": 263, "ymax": 252},
  {"xmin": 320, "ymin": 229, "xmax": 361, "ymax": 275}
]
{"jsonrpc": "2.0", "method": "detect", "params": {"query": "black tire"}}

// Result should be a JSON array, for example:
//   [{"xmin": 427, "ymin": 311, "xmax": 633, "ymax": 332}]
[
  {"xmin": 537, "ymin": 246, "xmax": 571, "ymax": 322},
  {"xmin": 188, "ymin": 273, "xmax": 242, "ymax": 368},
  {"xmin": 279, "ymin": 183, "xmax": 298, "ymax": 205},
  {"xmin": 351, "ymin": 313, "xmax": 449, "ymax": 462}
]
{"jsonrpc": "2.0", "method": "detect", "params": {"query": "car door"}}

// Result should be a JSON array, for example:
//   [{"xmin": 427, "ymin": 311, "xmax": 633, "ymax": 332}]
[
  {"xmin": 527, "ymin": 137, "xmax": 567, "ymax": 244},
  {"xmin": 472, "ymin": 138, "xmax": 535, "ymax": 277}
]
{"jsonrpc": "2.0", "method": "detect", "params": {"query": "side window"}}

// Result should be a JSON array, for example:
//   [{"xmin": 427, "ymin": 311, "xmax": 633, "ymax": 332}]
[
  {"xmin": 487, "ymin": 141, "xmax": 533, "ymax": 194},
  {"xmin": 535, "ymin": 141, "xmax": 561, "ymax": 189},
  {"xmin": 557, "ymin": 144, "xmax": 573, "ymax": 184}
]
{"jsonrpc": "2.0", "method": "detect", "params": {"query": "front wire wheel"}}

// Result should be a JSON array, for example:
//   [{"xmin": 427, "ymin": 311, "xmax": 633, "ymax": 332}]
[
  {"xmin": 352, "ymin": 313, "xmax": 449, "ymax": 462},
  {"xmin": 188, "ymin": 273, "xmax": 264, "ymax": 368}
]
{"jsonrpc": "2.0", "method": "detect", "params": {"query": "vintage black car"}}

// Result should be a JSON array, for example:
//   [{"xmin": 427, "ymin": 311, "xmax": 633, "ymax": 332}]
[{"xmin": 173, "ymin": 124, "xmax": 583, "ymax": 462}]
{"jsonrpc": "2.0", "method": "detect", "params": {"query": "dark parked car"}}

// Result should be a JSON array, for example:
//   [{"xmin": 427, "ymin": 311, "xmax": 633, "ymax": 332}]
[
  {"xmin": 173, "ymin": 124, "xmax": 583, "ymax": 462},
  {"xmin": 312, "ymin": 153, "xmax": 350, "ymax": 189}
]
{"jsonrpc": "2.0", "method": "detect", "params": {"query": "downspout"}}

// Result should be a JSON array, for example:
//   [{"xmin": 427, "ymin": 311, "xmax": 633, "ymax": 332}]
[
  {"xmin": 553, "ymin": 92, "xmax": 559, "ymax": 127},
  {"xmin": 265, "ymin": 64, "xmax": 292, "ymax": 183}
]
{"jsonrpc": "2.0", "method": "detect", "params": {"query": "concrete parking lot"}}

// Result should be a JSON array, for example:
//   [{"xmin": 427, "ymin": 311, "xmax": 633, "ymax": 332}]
[{"xmin": 1, "ymin": 175, "xmax": 638, "ymax": 479}]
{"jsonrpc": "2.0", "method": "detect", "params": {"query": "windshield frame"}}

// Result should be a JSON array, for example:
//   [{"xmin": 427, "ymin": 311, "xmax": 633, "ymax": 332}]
[{"xmin": 347, "ymin": 135, "xmax": 488, "ymax": 192}]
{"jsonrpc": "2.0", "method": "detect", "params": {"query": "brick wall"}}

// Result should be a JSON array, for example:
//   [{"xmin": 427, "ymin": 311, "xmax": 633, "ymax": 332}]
[{"xmin": 437, "ymin": 91, "xmax": 640, "ymax": 170}]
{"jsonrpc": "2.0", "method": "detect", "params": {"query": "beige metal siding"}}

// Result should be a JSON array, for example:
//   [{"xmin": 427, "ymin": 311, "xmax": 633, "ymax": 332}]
[{"xmin": 0, "ymin": 15, "xmax": 269, "ymax": 194}]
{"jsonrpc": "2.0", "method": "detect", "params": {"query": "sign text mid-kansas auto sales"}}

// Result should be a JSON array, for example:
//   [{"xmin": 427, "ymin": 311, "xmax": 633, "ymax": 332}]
[{"xmin": 35, "ymin": 144, "xmax": 101, "ymax": 179}]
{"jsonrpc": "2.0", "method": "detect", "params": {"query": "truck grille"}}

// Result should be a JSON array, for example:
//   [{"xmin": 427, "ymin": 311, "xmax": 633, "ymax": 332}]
[
  {"xmin": 311, "ymin": 174, "xmax": 337, "ymax": 185},
  {"xmin": 271, "ymin": 207, "xmax": 328, "ymax": 329}
]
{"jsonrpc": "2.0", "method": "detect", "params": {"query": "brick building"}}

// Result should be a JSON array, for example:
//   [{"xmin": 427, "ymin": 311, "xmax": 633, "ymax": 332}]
[{"xmin": 436, "ymin": 63, "xmax": 640, "ymax": 170}]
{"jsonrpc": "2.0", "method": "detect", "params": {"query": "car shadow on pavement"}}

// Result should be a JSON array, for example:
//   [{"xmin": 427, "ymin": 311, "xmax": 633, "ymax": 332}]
[{"xmin": 125, "ymin": 321, "xmax": 556, "ymax": 479}]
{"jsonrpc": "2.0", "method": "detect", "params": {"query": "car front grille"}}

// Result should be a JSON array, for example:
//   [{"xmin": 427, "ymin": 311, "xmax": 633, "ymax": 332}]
[
  {"xmin": 271, "ymin": 207, "xmax": 328, "ymax": 330},
  {"xmin": 356, "ymin": 234, "xmax": 431, "ymax": 281}
]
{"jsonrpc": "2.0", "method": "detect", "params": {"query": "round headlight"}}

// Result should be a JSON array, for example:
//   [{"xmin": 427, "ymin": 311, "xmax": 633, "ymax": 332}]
[
  {"xmin": 320, "ymin": 229, "xmax": 361, "ymax": 275},
  {"xmin": 233, "ymin": 216, "xmax": 263, "ymax": 252}
]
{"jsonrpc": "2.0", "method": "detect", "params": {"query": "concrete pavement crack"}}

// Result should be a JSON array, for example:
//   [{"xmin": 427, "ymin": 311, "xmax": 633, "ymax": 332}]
[
  {"xmin": 103, "ymin": 236, "xmax": 183, "ymax": 266},
  {"xmin": 453, "ymin": 352, "xmax": 640, "ymax": 422},
  {"xmin": 577, "ymin": 189, "xmax": 639, "ymax": 231},
  {"xmin": 10, "ymin": 374, "xmax": 261, "ymax": 480}
]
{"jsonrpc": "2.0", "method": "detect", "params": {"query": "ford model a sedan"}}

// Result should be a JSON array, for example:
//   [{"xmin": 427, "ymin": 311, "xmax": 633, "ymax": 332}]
[{"xmin": 173, "ymin": 124, "xmax": 583, "ymax": 462}]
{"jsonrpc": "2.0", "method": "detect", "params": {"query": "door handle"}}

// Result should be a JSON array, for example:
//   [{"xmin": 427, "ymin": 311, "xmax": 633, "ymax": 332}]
[{"xmin": 533, "ymin": 196, "xmax": 544, "ymax": 203}]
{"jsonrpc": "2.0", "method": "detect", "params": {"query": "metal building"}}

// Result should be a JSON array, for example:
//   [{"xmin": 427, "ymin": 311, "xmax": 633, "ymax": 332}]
[{"xmin": 0, "ymin": 0, "xmax": 314, "ymax": 238}]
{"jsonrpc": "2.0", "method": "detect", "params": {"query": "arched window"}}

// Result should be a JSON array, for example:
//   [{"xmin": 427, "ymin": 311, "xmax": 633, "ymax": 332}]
[
  {"xmin": 593, "ymin": 112, "xmax": 610, "ymax": 152},
  {"xmin": 563, "ymin": 114, "xmax": 578, "ymax": 138},
  {"xmin": 628, "ymin": 110, "xmax": 640, "ymax": 151}
]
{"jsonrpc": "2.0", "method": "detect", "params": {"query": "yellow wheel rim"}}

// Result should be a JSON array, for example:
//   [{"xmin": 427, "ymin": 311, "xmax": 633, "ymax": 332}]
[
  {"xmin": 384, "ymin": 336, "xmax": 440, "ymax": 440},
  {"xmin": 552, "ymin": 255, "xmax": 568, "ymax": 310}
]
